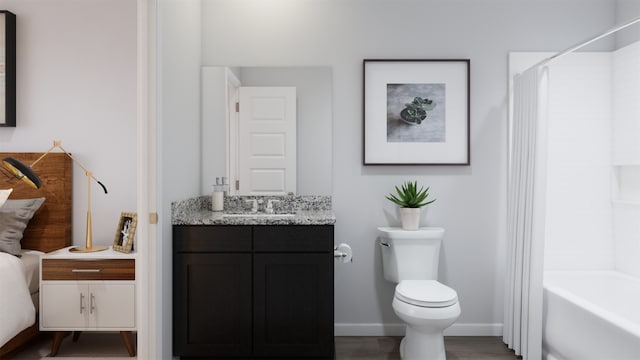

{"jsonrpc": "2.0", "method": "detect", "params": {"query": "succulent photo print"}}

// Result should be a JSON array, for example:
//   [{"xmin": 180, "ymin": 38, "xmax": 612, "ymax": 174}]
[
  {"xmin": 386, "ymin": 83, "xmax": 445, "ymax": 143},
  {"xmin": 363, "ymin": 59, "xmax": 469, "ymax": 165}
]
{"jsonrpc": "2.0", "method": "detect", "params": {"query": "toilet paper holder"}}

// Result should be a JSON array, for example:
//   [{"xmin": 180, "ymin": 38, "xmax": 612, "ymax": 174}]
[{"xmin": 333, "ymin": 243, "xmax": 353, "ymax": 263}]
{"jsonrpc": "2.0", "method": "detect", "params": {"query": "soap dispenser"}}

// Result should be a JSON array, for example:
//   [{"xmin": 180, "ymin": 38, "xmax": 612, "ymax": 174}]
[{"xmin": 212, "ymin": 177, "xmax": 226, "ymax": 211}]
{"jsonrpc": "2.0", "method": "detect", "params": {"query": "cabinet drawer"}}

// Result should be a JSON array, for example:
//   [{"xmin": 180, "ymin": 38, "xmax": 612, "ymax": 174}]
[
  {"xmin": 42, "ymin": 259, "xmax": 135, "ymax": 280},
  {"xmin": 173, "ymin": 226, "xmax": 252, "ymax": 252},
  {"xmin": 254, "ymin": 226, "xmax": 334, "ymax": 252}
]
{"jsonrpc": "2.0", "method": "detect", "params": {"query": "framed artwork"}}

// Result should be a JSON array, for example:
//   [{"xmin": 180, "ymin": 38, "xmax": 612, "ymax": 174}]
[
  {"xmin": 363, "ymin": 59, "xmax": 470, "ymax": 165},
  {"xmin": 0, "ymin": 11, "xmax": 15, "ymax": 127},
  {"xmin": 113, "ymin": 212, "xmax": 137, "ymax": 253}
]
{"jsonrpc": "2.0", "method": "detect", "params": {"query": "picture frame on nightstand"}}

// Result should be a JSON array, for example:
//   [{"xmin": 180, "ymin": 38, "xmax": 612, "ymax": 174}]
[{"xmin": 113, "ymin": 212, "xmax": 137, "ymax": 253}]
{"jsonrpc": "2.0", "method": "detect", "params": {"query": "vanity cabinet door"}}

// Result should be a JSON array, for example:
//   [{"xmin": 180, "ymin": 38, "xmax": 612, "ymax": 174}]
[
  {"xmin": 173, "ymin": 253, "xmax": 252, "ymax": 358},
  {"xmin": 253, "ymin": 253, "xmax": 334, "ymax": 358}
]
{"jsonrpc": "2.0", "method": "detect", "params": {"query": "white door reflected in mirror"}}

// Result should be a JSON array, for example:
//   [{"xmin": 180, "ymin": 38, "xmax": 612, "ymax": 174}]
[{"xmin": 238, "ymin": 86, "xmax": 296, "ymax": 195}]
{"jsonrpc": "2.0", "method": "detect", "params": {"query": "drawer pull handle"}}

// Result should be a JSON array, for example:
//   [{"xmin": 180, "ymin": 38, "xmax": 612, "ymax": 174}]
[
  {"xmin": 72, "ymin": 269, "xmax": 101, "ymax": 273},
  {"xmin": 80, "ymin": 293, "xmax": 85, "ymax": 314}
]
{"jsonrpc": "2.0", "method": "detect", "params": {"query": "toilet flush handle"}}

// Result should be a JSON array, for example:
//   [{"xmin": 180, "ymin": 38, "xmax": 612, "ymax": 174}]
[{"xmin": 379, "ymin": 241, "xmax": 390, "ymax": 247}]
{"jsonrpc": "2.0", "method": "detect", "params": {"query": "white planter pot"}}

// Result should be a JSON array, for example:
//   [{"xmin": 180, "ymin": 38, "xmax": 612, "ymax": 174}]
[{"xmin": 400, "ymin": 207, "xmax": 421, "ymax": 230}]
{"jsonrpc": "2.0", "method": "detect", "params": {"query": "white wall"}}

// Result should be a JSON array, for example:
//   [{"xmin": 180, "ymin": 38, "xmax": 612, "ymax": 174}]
[
  {"xmin": 0, "ymin": 0, "xmax": 137, "ymax": 247},
  {"xmin": 196, "ymin": 0, "xmax": 616, "ymax": 336},
  {"xmin": 612, "ymin": 42, "xmax": 640, "ymax": 165},
  {"xmin": 543, "ymin": 53, "xmax": 615, "ymax": 270},
  {"xmin": 612, "ymin": 41, "xmax": 640, "ymax": 277}
]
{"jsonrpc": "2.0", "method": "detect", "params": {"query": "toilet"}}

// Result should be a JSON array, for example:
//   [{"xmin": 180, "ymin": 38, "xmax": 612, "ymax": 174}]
[{"xmin": 378, "ymin": 227, "xmax": 461, "ymax": 360}]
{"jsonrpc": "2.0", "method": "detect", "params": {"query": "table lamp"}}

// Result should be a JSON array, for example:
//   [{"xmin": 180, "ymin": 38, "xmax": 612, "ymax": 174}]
[{"xmin": 2, "ymin": 140, "xmax": 109, "ymax": 252}]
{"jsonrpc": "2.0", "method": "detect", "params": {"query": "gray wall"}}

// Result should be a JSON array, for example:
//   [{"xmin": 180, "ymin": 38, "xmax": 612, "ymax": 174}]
[
  {"xmin": 200, "ymin": 66, "xmax": 228, "ymax": 195},
  {"xmin": 199, "ymin": 0, "xmax": 617, "ymax": 335},
  {"xmin": 158, "ymin": 0, "xmax": 202, "ymax": 358},
  {"xmin": 161, "ymin": 1, "xmax": 623, "ymax": 356},
  {"xmin": 616, "ymin": 0, "xmax": 640, "ymax": 48}
]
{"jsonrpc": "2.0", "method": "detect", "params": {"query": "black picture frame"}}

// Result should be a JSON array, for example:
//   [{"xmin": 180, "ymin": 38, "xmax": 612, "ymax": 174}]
[
  {"xmin": 0, "ymin": 10, "xmax": 15, "ymax": 127},
  {"xmin": 363, "ymin": 59, "xmax": 470, "ymax": 165}
]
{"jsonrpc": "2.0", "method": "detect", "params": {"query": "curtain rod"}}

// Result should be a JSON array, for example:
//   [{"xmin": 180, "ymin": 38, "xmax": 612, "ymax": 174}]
[{"xmin": 528, "ymin": 15, "xmax": 640, "ymax": 71}]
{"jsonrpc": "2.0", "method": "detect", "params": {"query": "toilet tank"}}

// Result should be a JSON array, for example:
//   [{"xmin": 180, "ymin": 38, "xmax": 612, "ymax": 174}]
[{"xmin": 378, "ymin": 227, "xmax": 445, "ymax": 283}]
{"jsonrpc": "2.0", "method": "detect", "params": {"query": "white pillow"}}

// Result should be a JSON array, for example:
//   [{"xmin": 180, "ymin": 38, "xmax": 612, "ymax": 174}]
[{"xmin": 0, "ymin": 188, "xmax": 13, "ymax": 208}]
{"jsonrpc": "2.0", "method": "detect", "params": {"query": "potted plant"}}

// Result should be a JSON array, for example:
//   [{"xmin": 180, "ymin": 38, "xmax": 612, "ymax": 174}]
[
  {"xmin": 386, "ymin": 181, "xmax": 436, "ymax": 230},
  {"xmin": 400, "ymin": 96, "xmax": 436, "ymax": 125}
]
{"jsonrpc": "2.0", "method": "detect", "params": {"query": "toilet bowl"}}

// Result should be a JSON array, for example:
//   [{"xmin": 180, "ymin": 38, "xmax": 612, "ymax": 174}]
[
  {"xmin": 392, "ymin": 280, "xmax": 461, "ymax": 360},
  {"xmin": 378, "ymin": 227, "xmax": 461, "ymax": 360}
]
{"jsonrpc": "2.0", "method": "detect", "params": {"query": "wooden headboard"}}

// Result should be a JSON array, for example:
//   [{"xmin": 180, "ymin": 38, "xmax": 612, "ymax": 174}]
[{"xmin": 0, "ymin": 152, "xmax": 72, "ymax": 253}]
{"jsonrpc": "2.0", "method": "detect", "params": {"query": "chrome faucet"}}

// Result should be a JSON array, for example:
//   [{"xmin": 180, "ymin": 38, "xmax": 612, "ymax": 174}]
[
  {"xmin": 245, "ymin": 198, "xmax": 264, "ymax": 213},
  {"xmin": 245, "ymin": 199, "xmax": 258, "ymax": 213},
  {"xmin": 265, "ymin": 199, "xmax": 280, "ymax": 214}
]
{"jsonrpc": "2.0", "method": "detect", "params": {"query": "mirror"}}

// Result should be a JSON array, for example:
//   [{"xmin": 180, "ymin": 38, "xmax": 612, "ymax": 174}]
[{"xmin": 201, "ymin": 66, "xmax": 332, "ymax": 196}]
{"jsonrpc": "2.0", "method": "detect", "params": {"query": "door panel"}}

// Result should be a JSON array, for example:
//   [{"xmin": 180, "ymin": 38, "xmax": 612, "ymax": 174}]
[
  {"xmin": 41, "ymin": 283, "xmax": 88, "ymax": 329},
  {"xmin": 90, "ymin": 283, "xmax": 135, "ymax": 329},
  {"xmin": 238, "ymin": 86, "xmax": 296, "ymax": 195},
  {"xmin": 173, "ymin": 253, "xmax": 252, "ymax": 357},
  {"xmin": 253, "ymin": 253, "xmax": 334, "ymax": 357}
]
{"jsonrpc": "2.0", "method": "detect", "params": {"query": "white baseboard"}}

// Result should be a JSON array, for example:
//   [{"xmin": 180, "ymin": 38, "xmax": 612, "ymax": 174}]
[
  {"xmin": 334, "ymin": 323, "xmax": 405, "ymax": 336},
  {"xmin": 334, "ymin": 323, "xmax": 503, "ymax": 337}
]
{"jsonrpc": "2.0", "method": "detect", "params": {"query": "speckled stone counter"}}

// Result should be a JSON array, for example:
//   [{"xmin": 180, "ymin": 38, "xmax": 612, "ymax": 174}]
[{"xmin": 172, "ymin": 195, "xmax": 335, "ymax": 225}]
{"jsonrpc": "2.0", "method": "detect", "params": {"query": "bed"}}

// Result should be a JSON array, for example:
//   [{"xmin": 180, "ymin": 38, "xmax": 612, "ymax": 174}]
[{"xmin": 0, "ymin": 153, "xmax": 72, "ymax": 359}]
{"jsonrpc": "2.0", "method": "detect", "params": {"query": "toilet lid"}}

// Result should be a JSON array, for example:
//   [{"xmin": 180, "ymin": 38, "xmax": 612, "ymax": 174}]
[{"xmin": 395, "ymin": 280, "xmax": 458, "ymax": 308}]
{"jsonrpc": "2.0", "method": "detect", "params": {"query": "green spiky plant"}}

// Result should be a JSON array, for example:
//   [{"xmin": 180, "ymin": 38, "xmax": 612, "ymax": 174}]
[{"xmin": 386, "ymin": 181, "xmax": 436, "ymax": 208}]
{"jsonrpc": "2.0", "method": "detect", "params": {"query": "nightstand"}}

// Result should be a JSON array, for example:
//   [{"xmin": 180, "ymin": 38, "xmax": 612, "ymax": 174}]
[{"xmin": 40, "ymin": 246, "xmax": 136, "ymax": 357}]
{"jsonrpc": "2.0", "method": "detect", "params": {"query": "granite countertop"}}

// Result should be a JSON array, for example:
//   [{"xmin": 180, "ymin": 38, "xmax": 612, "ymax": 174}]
[{"xmin": 172, "ymin": 195, "xmax": 335, "ymax": 226}]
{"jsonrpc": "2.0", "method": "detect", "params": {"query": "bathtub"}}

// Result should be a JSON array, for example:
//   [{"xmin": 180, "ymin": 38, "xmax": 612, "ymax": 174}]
[{"xmin": 543, "ymin": 271, "xmax": 640, "ymax": 360}]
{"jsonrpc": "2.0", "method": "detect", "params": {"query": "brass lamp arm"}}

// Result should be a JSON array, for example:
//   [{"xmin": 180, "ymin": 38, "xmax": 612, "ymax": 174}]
[
  {"xmin": 32, "ymin": 141, "xmax": 108, "ymax": 194},
  {"xmin": 2, "ymin": 140, "xmax": 110, "ymax": 253}
]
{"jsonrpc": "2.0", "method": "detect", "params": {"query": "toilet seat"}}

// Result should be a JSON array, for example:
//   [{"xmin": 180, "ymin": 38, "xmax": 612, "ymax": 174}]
[{"xmin": 395, "ymin": 280, "xmax": 458, "ymax": 308}]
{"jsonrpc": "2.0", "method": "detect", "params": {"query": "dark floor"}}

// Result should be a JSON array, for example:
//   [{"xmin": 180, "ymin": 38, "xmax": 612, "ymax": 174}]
[
  {"xmin": 11, "ymin": 333, "xmax": 520, "ymax": 359},
  {"xmin": 335, "ymin": 336, "xmax": 520, "ymax": 360}
]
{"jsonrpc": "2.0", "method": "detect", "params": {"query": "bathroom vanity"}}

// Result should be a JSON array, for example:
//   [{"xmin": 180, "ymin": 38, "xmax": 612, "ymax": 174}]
[{"xmin": 172, "ymin": 196, "xmax": 335, "ymax": 359}]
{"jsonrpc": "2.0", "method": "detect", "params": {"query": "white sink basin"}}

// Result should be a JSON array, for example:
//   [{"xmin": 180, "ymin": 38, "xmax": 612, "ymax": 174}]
[{"xmin": 223, "ymin": 213, "xmax": 295, "ymax": 218}]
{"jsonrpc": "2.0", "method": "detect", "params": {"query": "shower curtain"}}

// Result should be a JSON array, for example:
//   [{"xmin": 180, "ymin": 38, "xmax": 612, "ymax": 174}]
[
  {"xmin": 503, "ymin": 16, "xmax": 640, "ymax": 360},
  {"xmin": 504, "ymin": 66, "xmax": 548, "ymax": 360}
]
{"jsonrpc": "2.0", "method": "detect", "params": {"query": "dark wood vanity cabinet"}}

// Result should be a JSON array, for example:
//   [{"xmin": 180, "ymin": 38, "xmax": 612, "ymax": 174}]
[
  {"xmin": 173, "ymin": 226, "xmax": 253, "ymax": 358},
  {"xmin": 173, "ymin": 225, "xmax": 335, "ymax": 359}
]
